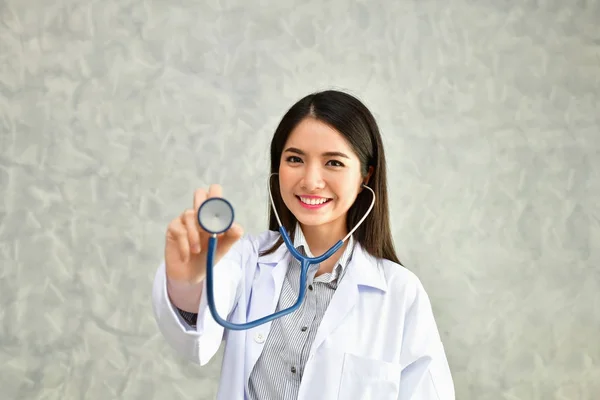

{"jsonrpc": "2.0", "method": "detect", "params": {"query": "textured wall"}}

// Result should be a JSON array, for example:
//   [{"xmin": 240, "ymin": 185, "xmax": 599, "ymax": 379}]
[{"xmin": 1, "ymin": 0, "xmax": 599, "ymax": 399}]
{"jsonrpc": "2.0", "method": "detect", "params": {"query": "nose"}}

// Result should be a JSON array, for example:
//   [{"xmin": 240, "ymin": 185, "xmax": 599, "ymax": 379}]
[{"xmin": 300, "ymin": 164, "xmax": 325, "ymax": 192}]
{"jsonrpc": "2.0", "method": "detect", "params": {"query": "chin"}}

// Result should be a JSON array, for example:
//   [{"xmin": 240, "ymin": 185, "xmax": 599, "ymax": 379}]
[
  {"xmin": 295, "ymin": 210, "xmax": 345, "ymax": 229},
  {"xmin": 296, "ymin": 217, "xmax": 329, "ymax": 227}
]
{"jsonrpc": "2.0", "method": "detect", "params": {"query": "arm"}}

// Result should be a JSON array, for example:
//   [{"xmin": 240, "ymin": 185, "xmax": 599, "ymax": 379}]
[
  {"xmin": 151, "ymin": 238, "xmax": 245, "ymax": 365},
  {"xmin": 168, "ymin": 278, "xmax": 203, "ymax": 327},
  {"xmin": 398, "ymin": 280, "xmax": 455, "ymax": 400}
]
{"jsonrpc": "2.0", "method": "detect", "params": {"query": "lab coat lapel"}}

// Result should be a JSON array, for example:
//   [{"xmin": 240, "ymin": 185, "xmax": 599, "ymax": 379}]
[
  {"xmin": 244, "ymin": 240, "xmax": 289, "ymax": 386},
  {"xmin": 309, "ymin": 264, "xmax": 359, "ymax": 357},
  {"xmin": 309, "ymin": 243, "xmax": 387, "ymax": 357},
  {"xmin": 249, "ymin": 240, "xmax": 290, "ymax": 318}
]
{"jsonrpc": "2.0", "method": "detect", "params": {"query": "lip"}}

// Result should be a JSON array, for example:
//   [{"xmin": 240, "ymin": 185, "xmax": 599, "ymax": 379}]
[{"xmin": 295, "ymin": 195, "xmax": 332, "ymax": 210}]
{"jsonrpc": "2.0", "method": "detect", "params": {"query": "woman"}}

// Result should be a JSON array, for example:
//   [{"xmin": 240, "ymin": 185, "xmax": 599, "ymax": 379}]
[{"xmin": 152, "ymin": 90, "xmax": 455, "ymax": 399}]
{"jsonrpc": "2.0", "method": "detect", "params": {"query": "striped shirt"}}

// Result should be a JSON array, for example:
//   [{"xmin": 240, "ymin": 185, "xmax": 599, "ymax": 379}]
[
  {"xmin": 247, "ymin": 225, "xmax": 355, "ymax": 399},
  {"xmin": 177, "ymin": 224, "xmax": 355, "ymax": 400}
]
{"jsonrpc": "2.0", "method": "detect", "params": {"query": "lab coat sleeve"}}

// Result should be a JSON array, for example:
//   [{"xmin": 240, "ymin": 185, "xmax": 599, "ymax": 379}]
[
  {"xmin": 398, "ymin": 278, "xmax": 455, "ymax": 400},
  {"xmin": 151, "ymin": 239, "xmax": 245, "ymax": 366}
]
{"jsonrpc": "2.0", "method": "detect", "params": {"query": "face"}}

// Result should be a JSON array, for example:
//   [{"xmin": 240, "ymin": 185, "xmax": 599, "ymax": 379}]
[{"xmin": 278, "ymin": 117, "xmax": 366, "ymax": 234}]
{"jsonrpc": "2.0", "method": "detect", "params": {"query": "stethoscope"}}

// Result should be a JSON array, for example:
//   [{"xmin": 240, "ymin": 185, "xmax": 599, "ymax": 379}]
[{"xmin": 197, "ymin": 174, "xmax": 376, "ymax": 331}]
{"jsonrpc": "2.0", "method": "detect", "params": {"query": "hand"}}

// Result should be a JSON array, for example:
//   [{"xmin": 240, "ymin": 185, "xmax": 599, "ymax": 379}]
[{"xmin": 164, "ymin": 184, "xmax": 244, "ymax": 283}]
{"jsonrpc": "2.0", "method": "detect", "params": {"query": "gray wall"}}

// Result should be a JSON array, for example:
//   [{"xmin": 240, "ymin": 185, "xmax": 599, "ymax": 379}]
[{"xmin": 1, "ymin": 0, "xmax": 598, "ymax": 399}]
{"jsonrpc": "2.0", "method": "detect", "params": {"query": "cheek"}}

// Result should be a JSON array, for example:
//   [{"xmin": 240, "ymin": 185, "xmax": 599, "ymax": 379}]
[
  {"xmin": 278, "ymin": 166, "xmax": 296, "ymax": 192},
  {"xmin": 335, "ymin": 177, "xmax": 362, "ymax": 204}
]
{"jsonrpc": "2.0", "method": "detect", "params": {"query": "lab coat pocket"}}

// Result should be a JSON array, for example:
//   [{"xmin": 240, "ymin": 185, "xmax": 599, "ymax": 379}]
[{"xmin": 337, "ymin": 353, "xmax": 401, "ymax": 400}]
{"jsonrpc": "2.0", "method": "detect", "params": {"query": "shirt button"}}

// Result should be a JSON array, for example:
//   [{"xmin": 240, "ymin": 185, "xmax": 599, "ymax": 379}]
[
  {"xmin": 308, "ymin": 284, "xmax": 313, "ymax": 291},
  {"xmin": 301, "ymin": 326, "xmax": 308, "ymax": 332},
  {"xmin": 254, "ymin": 332, "xmax": 265, "ymax": 344},
  {"xmin": 291, "ymin": 366, "xmax": 297, "ymax": 373}
]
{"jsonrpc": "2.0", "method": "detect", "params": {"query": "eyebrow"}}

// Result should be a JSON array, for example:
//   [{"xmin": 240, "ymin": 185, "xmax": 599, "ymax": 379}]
[{"xmin": 284, "ymin": 147, "xmax": 350, "ymax": 159}]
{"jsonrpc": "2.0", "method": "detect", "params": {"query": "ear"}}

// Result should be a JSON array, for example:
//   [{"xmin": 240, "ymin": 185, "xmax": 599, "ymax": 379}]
[
  {"xmin": 360, "ymin": 166, "xmax": 374, "ymax": 190},
  {"xmin": 363, "ymin": 166, "xmax": 374, "ymax": 186}
]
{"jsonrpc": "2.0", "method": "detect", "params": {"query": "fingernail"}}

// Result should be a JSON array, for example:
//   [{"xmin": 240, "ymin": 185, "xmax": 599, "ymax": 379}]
[{"xmin": 192, "ymin": 244, "xmax": 200, "ymax": 253}]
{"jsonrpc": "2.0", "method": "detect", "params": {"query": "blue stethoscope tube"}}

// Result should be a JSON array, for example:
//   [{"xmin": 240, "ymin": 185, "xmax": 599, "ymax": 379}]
[
  {"xmin": 198, "ymin": 174, "xmax": 375, "ymax": 331},
  {"xmin": 205, "ymin": 227, "xmax": 343, "ymax": 331}
]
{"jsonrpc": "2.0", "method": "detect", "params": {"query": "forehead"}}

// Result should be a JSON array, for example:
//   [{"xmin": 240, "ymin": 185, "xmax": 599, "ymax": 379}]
[{"xmin": 284, "ymin": 118, "xmax": 354, "ymax": 154}]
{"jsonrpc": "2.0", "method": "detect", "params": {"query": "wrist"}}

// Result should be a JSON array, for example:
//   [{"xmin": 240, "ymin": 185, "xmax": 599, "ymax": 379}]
[{"xmin": 166, "ymin": 276, "xmax": 204, "ymax": 312}]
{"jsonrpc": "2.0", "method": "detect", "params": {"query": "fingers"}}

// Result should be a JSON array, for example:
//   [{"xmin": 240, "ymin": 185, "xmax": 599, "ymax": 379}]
[
  {"xmin": 193, "ymin": 188, "xmax": 207, "ymax": 213},
  {"xmin": 167, "ymin": 206, "xmax": 207, "ymax": 263},
  {"xmin": 193, "ymin": 184, "xmax": 222, "ymax": 212},
  {"xmin": 182, "ymin": 209, "xmax": 201, "ymax": 254},
  {"xmin": 216, "ymin": 222, "xmax": 244, "ymax": 257},
  {"xmin": 167, "ymin": 218, "xmax": 191, "ymax": 262},
  {"xmin": 185, "ymin": 184, "xmax": 240, "ymax": 258},
  {"xmin": 190, "ymin": 184, "xmax": 226, "ymax": 251},
  {"xmin": 225, "ymin": 222, "xmax": 244, "ymax": 239},
  {"xmin": 208, "ymin": 183, "xmax": 222, "ymax": 199}
]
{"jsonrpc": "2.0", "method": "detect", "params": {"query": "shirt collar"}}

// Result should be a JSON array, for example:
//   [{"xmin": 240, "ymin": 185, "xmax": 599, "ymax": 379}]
[
  {"xmin": 292, "ymin": 223, "xmax": 355, "ymax": 282},
  {"xmin": 256, "ymin": 228, "xmax": 387, "ymax": 292}
]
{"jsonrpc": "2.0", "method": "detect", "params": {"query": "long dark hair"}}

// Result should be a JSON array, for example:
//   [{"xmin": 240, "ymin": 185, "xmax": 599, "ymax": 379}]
[{"xmin": 261, "ymin": 90, "xmax": 401, "ymax": 265}]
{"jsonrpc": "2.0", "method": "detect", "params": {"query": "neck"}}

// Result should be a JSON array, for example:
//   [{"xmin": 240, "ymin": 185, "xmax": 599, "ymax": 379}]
[
  {"xmin": 300, "ymin": 220, "xmax": 349, "ymax": 276},
  {"xmin": 299, "ymin": 219, "xmax": 347, "ymax": 257}
]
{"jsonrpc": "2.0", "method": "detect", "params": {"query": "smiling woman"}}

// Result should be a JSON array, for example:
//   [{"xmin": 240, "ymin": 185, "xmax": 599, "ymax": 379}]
[
  {"xmin": 263, "ymin": 92, "xmax": 395, "ymax": 265},
  {"xmin": 152, "ymin": 89, "xmax": 455, "ymax": 400},
  {"xmin": 277, "ymin": 117, "xmax": 368, "ymax": 260}
]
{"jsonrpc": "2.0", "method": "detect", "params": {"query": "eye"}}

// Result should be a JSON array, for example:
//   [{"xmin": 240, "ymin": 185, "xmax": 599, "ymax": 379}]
[
  {"xmin": 326, "ymin": 160, "xmax": 345, "ymax": 167},
  {"xmin": 286, "ymin": 156, "xmax": 302, "ymax": 163}
]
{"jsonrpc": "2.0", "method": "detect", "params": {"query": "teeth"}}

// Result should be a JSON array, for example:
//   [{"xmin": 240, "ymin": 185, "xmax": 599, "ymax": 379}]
[{"xmin": 300, "ymin": 197, "xmax": 329, "ymax": 205}]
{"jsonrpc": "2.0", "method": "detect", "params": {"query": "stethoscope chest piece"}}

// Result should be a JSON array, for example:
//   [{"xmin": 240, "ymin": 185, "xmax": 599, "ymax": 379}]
[{"xmin": 197, "ymin": 197, "xmax": 235, "ymax": 235}]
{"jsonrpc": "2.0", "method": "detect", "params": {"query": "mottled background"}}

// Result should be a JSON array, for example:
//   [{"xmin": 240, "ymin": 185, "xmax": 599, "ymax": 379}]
[{"xmin": 1, "ymin": 0, "xmax": 599, "ymax": 399}]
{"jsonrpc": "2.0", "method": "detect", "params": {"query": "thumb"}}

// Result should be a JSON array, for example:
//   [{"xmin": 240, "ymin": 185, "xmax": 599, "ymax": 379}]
[{"xmin": 215, "ymin": 222, "xmax": 244, "ymax": 257}]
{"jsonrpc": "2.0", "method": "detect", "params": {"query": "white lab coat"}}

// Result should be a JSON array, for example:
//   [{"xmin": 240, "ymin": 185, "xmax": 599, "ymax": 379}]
[{"xmin": 152, "ymin": 230, "xmax": 455, "ymax": 400}]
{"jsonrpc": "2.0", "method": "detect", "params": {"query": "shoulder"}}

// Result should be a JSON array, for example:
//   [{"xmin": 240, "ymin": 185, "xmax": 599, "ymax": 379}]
[
  {"xmin": 377, "ymin": 257, "xmax": 432, "ymax": 307},
  {"xmin": 356, "ymin": 253, "xmax": 441, "ymax": 338}
]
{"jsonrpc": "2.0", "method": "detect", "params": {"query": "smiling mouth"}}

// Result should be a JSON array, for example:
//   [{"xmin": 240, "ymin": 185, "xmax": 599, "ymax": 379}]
[{"xmin": 296, "ymin": 195, "xmax": 333, "ymax": 206}]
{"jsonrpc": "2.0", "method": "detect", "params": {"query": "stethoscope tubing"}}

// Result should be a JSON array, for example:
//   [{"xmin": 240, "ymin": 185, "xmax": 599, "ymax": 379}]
[
  {"xmin": 199, "ymin": 175, "xmax": 375, "ymax": 331},
  {"xmin": 205, "ymin": 226, "xmax": 343, "ymax": 331}
]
